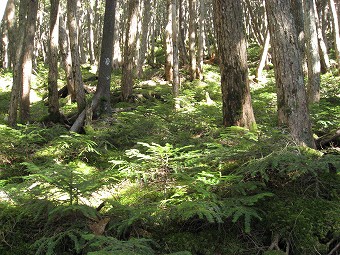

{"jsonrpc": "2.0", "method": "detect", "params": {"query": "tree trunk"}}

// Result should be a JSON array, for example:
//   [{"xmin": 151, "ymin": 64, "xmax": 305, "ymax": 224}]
[
  {"xmin": 172, "ymin": 0, "xmax": 180, "ymax": 109},
  {"xmin": 178, "ymin": 0, "xmax": 188, "ymax": 66},
  {"xmin": 329, "ymin": 0, "xmax": 340, "ymax": 74},
  {"xmin": 7, "ymin": 0, "xmax": 27, "ymax": 127},
  {"xmin": 256, "ymin": 30, "xmax": 270, "ymax": 80},
  {"xmin": 77, "ymin": 0, "xmax": 87, "ymax": 64},
  {"xmin": 304, "ymin": 0, "xmax": 321, "ymax": 104},
  {"xmin": 48, "ymin": 0, "xmax": 61, "ymax": 121},
  {"xmin": 196, "ymin": 0, "xmax": 205, "ymax": 80},
  {"xmin": 188, "ymin": 0, "xmax": 197, "ymax": 81},
  {"xmin": 291, "ymin": 0, "xmax": 306, "ymax": 73},
  {"xmin": 71, "ymin": 0, "xmax": 117, "ymax": 132},
  {"xmin": 0, "ymin": 0, "xmax": 9, "ymax": 25},
  {"xmin": 59, "ymin": 16, "xmax": 76, "ymax": 102},
  {"xmin": 67, "ymin": 0, "xmax": 86, "ymax": 113},
  {"xmin": 315, "ymin": 0, "xmax": 330, "ymax": 73},
  {"xmin": 94, "ymin": 0, "xmax": 116, "ymax": 114},
  {"xmin": 19, "ymin": 0, "xmax": 38, "ymax": 123},
  {"xmin": 265, "ymin": 0, "xmax": 315, "ymax": 148},
  {"xmin": 213, "ymin": 0, "xmax": 256, "ymax": 129},
  {"xmin": 165, "ymin": 0, "xmax": 173, "ymax": 82},
  {"xmin": 137, "ymin": 0, "xmax": 152, "ymax": 78},
  {"xmin": 87, "ymin": 0, "xmax": 96, "ymax": 65},
  {"xmin": 112, "ymin": 0, "xmax": 122, "ymax": 70},
  {"xmin": 1, "ymin": 0, "xmax": 15, "ymax": 69},
  {"xmin": 121, "ymin": 0, "xmax": 139, "ymax": 101}
]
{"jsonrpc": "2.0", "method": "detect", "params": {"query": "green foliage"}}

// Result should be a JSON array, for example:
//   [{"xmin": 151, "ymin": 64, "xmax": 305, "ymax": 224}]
[
  {"xmin": 18, "ymin": 161, "xmax": 103, "ymax": 205},
  {"xmin": 239, "ymin": 146, "xmax": 340, "ymax": 189},
  {"xmin": 1, "ymin": 59, "xmax": 339, "ymax": 254},
  {"xmin": 35, "ymin": 132, "xmax": 100, "ymax": 163},
  {"xmin": 84, "ymin": 235, "xmax": 155, "ymax": 255},
  {"xmin": 263, "ymin": 251, "xmax": 286, "ymax": 255}
]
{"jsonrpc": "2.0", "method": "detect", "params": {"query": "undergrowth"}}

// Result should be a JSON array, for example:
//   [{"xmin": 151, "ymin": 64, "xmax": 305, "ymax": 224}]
[{"xmin": 0, "ymin": 62, "xmax": 339, "ymax": 255}]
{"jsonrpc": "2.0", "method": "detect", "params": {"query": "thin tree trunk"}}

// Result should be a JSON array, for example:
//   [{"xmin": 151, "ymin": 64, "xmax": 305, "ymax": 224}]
[
  {"xmin": 196, "ymin": 0, "xmax": 205, "ymax": 80},
  {"xmin": 213, "ymin": 0, "xmax": 256, "ymax": 129},
  {"xmin": 59, "ymin": 16, "xmax": 76, "ymax": 102},
  {"xmin": 178, "ymin": 0, "xmax": 188, "ymax": 66},
  {"xmin": 172, "ymin": 0, "xmax": 180, "ymax": 109},
  {"xmin": 315, "ymin": 0, "xmax": 330, "ymax": 73},
  {"xmin": 1, "ymin": 0, "xmax": 15, "ymax": 69},
  {"xmin": 149, "ymin": 12, "xmax": 156, "ymax": 67},
  {"xmin": 0, "ymin": 0, "xmax": 9, "ymax": 25},
  {"xmin": 67, "ymin": 0, "xmax": 86, "ymax": 113},
  {"xmin": 137, "ymin": 0, "xmax": 152, "ymax": 78},
  {"xmin": 48, "ymin": 0, "xmax": 61, "ymax": 121},
  {"xmin": 121, "ymin": 0, "xmax": 139, "ymax": 101},
  {"xmin": 256, "ymin": 30, "xmax": 270, "ymax": 80},
  {"xmin": 87, "ymin": 0, "xmax": 95, "ymax": 65},
  {"xmin": 188, "ymin": 0, "xmax": 197, "ymax": 81},
  {"xmin": 93, "ymin": 0, "xmax": 101, "ymax": 63},
  {"xmin": 112, "ymin": 0, "xmax": 122, "ymax": 69},
  {"xmin": 304, "ymin": 0, "xmax": 321, "ymax": 104},
  {"xmin": 77, "ymin": 0, "xmax": 86, "ymax": 64},
  {"xmin": 244, "ymin": 0, "xmax": 265, "ymax": 45},
  {"xmin": 165, "ymin": 0, "xmax": 173, "ymax": 82},
  {"xmin": 265, "ymin": 0, "xmax": 315, "ymax": 148},
  {"xmin": 329, "ymin": 0, "xmax": 340, "ymax": 73}
]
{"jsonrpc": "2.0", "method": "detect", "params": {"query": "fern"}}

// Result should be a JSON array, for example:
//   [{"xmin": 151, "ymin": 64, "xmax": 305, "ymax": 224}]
[
  {"xmin": 83, "ymin": 234, "xmax": 155, "ymax": 255},
  {"xmin": 239, "ymin": 146, "xmax": 337, "ymax": 184},
  {"xmin": 33, "ymin": 229, "xmax": 85, "ymax": 255},
  {"xmin": 171, "ymin": 200, "xmax": 224, "ymax": 224},
  {"xmin": 22, "ymin": 161, "xmax": 103, "ymax": 205},
  {"xmin": 47, "ymin": 204, "xmax": 99, "ymax": 223}
]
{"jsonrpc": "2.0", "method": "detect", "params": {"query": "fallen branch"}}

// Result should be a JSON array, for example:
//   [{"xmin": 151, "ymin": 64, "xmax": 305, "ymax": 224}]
[
  {"xmin": 316, "ymin": 129, "xmax": 340, "ymax": 149},
  {"xmin": 328, "ymin": 241, "xmax": 340, "ymax": 255}
]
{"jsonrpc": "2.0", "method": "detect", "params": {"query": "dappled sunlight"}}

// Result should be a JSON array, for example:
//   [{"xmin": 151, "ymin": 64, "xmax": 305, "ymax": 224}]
[{"xmin": 0, "ymin": 59, "xmax": 339, "ymax": 254}]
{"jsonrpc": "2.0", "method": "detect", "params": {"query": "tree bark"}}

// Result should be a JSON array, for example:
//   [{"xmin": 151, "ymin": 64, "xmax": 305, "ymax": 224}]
[
  {"xmin": 172, "ymin": 0, "xmax": 180, "ymax": 109},
  {"xmin": 329, "ymin": 0, "xmax": 340, "ymax": 74},
  {"xmin": 291, "ymin": 0, "xmax": 306, "ymax": 73},
  {"xmin": 256, "ymin": 30, "xmax": 270, "ymax": 80},
  {"xmin": 1, "ymin": 0, "xmax": 15, "ymax": 69},
  {"xmin": 59, "ymin": 16, "xmax": 76, "ymax": 102},
  {"xmin": 165, "ymin": 0, "xmax": 173, "ymax": 82},
  {"xmin": 137, "ymin": 0, "xmax": 152, "ymax": 78},
  {"xmin": 121, "ymin": 0, "xmax": 139, "ymax": 101},
  {"xmin": 178, "ymin": 0, "xmax": 188, "ymax": 66},
  {"xmin": 112, "ymin": 0, "xmax": 122, "ymax": 70},
  {"xmin": 304, "ymin": 0, "xmax": 321, "ymax": 104},
  {"xmin": 87, "ymin": 0, "xmax": 96, "ymax": 65},
  {"xmin": 7, "ymin": 0, "xmax": 27, "ymax": 127},
  {"xmin": 70, "ymin": 0, "xmax": 117, "ymax": 132},
  {"xmin": 197, "ymin": 0, "xmax": 205, "ymax": 80},
  {"xmin": 94, "ymin": 0, "xmax": 116, "ymax": 114},
  {"xmin": 48, "ymin": 0, "xmax": 61, "ymax": 121},
  {"xmin": 213, "ymin": 0, "xmax": 256, "ymax": 129},
  {"xmin": 265, "ymin": 0, "xmax": 315, "ymax": 148},
  {"xmin": 315, "ymin": 0, "xmax": 330, "ymax": 73},
  {"xmin": 77, "ymin": 0, "xmax": 86, "ymax": 64},
  {"xmin": 67, "ymin": 0, "xmax": 86, "ymax": 113},
  {"xmin": 188, "ymin": 0, "xmax": 197, "ymax": 81},
  {"xmin": 19, "ymin": 0, "xmax": 38, "ymax": 123}
]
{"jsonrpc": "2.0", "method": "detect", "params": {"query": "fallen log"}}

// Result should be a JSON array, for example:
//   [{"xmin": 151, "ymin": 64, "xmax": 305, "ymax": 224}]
[{"xmin": 315, "ymin": 129, "xmax": 340, "ymax": 149}]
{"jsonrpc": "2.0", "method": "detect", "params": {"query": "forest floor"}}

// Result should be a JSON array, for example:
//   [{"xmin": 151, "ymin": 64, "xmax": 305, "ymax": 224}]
[{"xmin": 0, "ymin": 61, "xmax": 339, "ymax": 255}]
